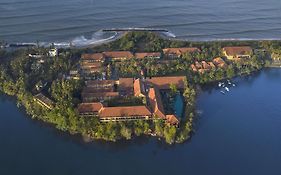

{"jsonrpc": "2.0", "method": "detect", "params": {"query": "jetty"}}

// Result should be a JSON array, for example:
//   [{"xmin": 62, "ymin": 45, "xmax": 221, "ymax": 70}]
[{"xmin": 102, "ymin": 28, "xmax": 169, "ymax": 32}]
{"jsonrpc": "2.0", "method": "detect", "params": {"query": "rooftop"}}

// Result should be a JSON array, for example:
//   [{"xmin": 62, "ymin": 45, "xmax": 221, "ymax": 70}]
[
  {"xmin": 135, "ymin": 52, "xmax": 161, "ymax": 59},
  {"xmin": 99, "ymin": 106, "xmax": 151, "ymax": 118},
  {"xmin": 81, "ymin": 53, "xmax": 105, "ymax": 61},
  {"xmin": 78, "ymin": 103, "xmax": 103, "ymax": 114},
  {"xmin": 146, "ymin": 76, "xmax": 186, "ymax": 89},
  {"xmin": 148, "ymin": 87, "xmax": 166, "ymax": 119},
  {"xmin": 103, "ymin": 51, "xmax": 134, "ymax": 59},
  {"xmin": 223, "ymin": 46, "xmax": 252, "ymax": 56}
]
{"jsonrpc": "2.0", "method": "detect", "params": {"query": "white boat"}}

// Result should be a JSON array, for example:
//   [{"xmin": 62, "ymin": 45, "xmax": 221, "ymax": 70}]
[
  {"xmin": 232, "ymin": 84, "xmax": 236, "ymax": 87},
  {"xmin": 220, "ymin": 91, "xmax": 225, "ymax": 94},
  {"xmin": 218, "ymin": 82, "xmax": 222, "ymax": 87},
  {"xmin": 225, "ymin": 87, "xmax": 230, "ymax": 92}
]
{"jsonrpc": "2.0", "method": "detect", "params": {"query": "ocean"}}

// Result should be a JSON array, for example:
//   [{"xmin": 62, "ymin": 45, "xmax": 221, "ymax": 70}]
[{"xmin": 0, "ymin": 0, "xmax": 281, "ymax": 45}]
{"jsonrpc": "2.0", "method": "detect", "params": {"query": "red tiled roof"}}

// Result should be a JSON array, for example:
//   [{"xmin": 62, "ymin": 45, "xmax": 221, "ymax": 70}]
[
  {"xmin": 146, "ymin": 76, "xmax": 186, "ymax": 89},
  {"xmin": 78, "ymin": 103, "xmax": 103, "ymax": 114},
  {"xmin": 195, "ymin": 61, "xmax": 203, "ymax": 69},
  {"xmin": 166, "ymin": 114, "xmax": 179, "ymax": 125},
  {"xmin": 85, "ymin": 80, "xmax": 116, "ymax": 87},
  {"xmin": 191, "ymin": 64, "xmax": 198, "ymax": 72},
  {"xmin": 148, "ymin": 87, "xmax": 166, "ymax": 119},
  {"xmin": 208, "ymin": 62, "xmax": 216, "ymax": 68},
  {"xmin": 202, "ymin": 61, "xmax": 211, "ymax": 70},
  {"xmin": 119, "ymin": 78, "xmax": 134, "ymax": 89},
  {"xmin": 82, "ymin": 92, "xmax": 119, "ymax": 102},
  {"xmin": 223, "ymin": 46, "xmax": 252, "ymax": 56},
  {"xmin": 135, "ymin": 52, "xmax": 161, "ymax": 59},
  {"xmin": 213, "ymin": 57, "xmax": 227, "ymax": 68},
  {"xmin": 81, "ymin": 62, "xmax": 102, "ymax": 68},
  {"xmin": 134, "ymin": 78, "xmax": 145, "ymax": 97},
  {"xmin": 99, "ymin": 106, "xmax": 151, "ymax": 118},
  {"xmin": 103, "ymin": 51, "xmax": 134, "ymax": 59},
  {"xmin": 81, "ymin": 53, "xmax": 105, "ymax": 61},
  {"xmin": 82, "ymin": 87, "xmax": 114, "ymax": 93}
]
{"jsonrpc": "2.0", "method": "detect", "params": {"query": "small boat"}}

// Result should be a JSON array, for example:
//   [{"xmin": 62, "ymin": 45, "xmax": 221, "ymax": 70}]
[
  {"xmin": 220, "ymin": 91, "xmax": 225, "ymax": 95},
  {"xmin": 232, "ymin": 84, "xmax": 236, "ymax": 87},
  {"xmin": 218, "ymin": 82, "xmax": 222, "ymax": 87},
  {"xmin": 225, "ymin": 87, "xmax": 230, "ymax": 92}
]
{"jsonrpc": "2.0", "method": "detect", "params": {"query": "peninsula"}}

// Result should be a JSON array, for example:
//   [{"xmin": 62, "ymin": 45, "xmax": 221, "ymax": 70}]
[{"xmin": 0, "ymin": 31, "xmax": 280, "ymax": 144}]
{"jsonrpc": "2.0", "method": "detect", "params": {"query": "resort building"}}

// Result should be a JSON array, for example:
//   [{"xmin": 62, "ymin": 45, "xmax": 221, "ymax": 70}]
[
  {"xmin": 98, "ymin": 106, "xmax": 152, "ymax": 122},
  {"xmin": 81, "ymin": 53, "xmax": 105, "ymax": 62},
  {"xmin": 191, "ymin": 57, "xmax": 227, "ymax": 73},
  {"xmin": 133, "ymin": 78, "xmax": 146, "ymax": 97},
  {"xmin": 78, "ymin": 76, "xmax": 186, "ymax": 125},
  {"xmin": 78, "ymin": 102, "xmax": 152, "ymax": 122},
  {"xmin": 116, "ymin": 78, "xmax": 134, "ymax": 96},
  {"xmin": 80, "ymin": 53, "xmax": 106, "ymax": 76},
  {"xmin": 134, "ymin": 52, "xmax": 161, "ymax": 59},
  {"xmin": 77, "ymin": 102, "xmax": 103, "ymax": 116},
  {"xmin": 103, "ymin": 51, "xmax": 134, "ymax": 61},
  {"xmin": 213, "ymin": 57, "xmax": 227, "ymax": 68},
  {"xmin": 145, "ymin": 76, "xmax": 186, "ymax": 89},
  {"xmin": 82, "ymin": 80, "xmax": 118, "ymax": 102},
  {"xmin": 34, "ymin": 93, "xmax": 54, "ymax": 110},
  {"xmin": 162, "ymin": 47, "xmax": 200, "ymax": 58},
  {"xmin": 80, "ymin": 62, "xmax": 103, "ymax": 74},
  {"xmin": 222, "ymin": 46, "xmax": 252, "ymax": 60}
]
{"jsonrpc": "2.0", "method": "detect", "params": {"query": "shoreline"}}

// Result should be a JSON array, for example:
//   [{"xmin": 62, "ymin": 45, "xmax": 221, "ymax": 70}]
[
  {"xmin": 0, "ymin": 31, "xmax": 280, "ymax": 144},
  {"xmin": 2, "ymin": 29, "xmax": 281, "ymax": 49}
]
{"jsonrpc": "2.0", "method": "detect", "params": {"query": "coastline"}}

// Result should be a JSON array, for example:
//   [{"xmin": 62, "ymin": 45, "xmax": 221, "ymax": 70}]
[{"xmin": 0, "ymin": 31, "xmax": 280, "ymax": 144}]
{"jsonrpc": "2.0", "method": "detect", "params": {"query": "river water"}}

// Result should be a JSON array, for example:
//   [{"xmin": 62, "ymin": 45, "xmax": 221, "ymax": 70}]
[
  {"xmin": 0, "ymin": 0, "xmax": 281, "ymax": 44},
  {"xmin": 1, "ymin": 68, "xmax": 281, "ymax": 175}
]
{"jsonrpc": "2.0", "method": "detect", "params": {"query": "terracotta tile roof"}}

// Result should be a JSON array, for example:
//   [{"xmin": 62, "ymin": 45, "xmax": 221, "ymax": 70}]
[
  {"xmin": 213, "ymin": 57, "xmax": 227, "ymax": 68},
  {"xmin": 148, "ymin": 87, "xmax": 166, "ymax": 119},
  {"xmin": 119, "ymin": 78, "xmax": 134, "ymax": 89},
  {"xmin": 146, "ymin": 76, "xmax": 186, "ymax": 89},
  {"xmin": 82, "ymin": 92, "xmax": 119, "ymax": 102},
  {"xmin": 103, "ymin": 51, "xmax": 134, "ymax": 59},
  {"xmin": 163, "ymin": 47, "xmax": 200, "ymax": 56},
  {"xmin": 135, "ymin": 52, "xmax": 161, "ymax": 59},
  {"xmin": 85, "ymin": 80, "xmax": 116, "ymax": 87},
  {"xmin": 166, "ymin": 114, "xmax": 179, "ymax": 125},
  {"xmin": 78, "ymin": 103, "xmax": 103, "ymax": 114},
  {"xmin": 81, "ymin": 53, "xmax": 105, "ymax": 61},
  {"xmin": 81, "ymin": 62, "xmax": 102, "ymax": 68},
  {"xmin": 82, "ymin": 87, "xmax": 114, "ymax": 93},
  {"xmin": 202, "ymin": 61, "xmax": 211, "ymax": 70},
  {"xmin": 99, "ymin": 106, "xmax": 151, "ymax": 118},
  {"xmin": 195, "ymin": 61, "xmax": 203, "ymax": 69},
  {"xmin": 134, "ymin": 78, "xmax": 145, "ymax": 97},
  {"xmin": 83, "ymin": 67, "xmax": 103, "ymax": 73},
  {"xmin": 208, "ymin": 62, "xmax": 216, "ymax": 68},
  {"xmin": 223, "ymin": 46, "xmax": 252, "ymax": 56},
  {"xmin": 191, "ymin": 64, "xmax": 198, "ymax": 72}
]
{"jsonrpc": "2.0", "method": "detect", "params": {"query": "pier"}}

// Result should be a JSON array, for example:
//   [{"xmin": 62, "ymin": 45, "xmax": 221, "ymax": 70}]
[{"xmin": 102, "ymin": 28, "xmax": 169, "ymax": 32}]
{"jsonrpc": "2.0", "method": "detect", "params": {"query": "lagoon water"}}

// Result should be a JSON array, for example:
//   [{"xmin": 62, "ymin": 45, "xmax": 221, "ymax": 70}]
[
  {"xmin": 1, "ymin": 68, "xmax": 281, "ymax": 175},
  {"xmin": 0, "ymin": 0, "xmax": 281, "ymax": 44}
]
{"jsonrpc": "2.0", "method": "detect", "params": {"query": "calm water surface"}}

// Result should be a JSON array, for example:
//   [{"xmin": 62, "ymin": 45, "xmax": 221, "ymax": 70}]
[
  {"xmin": 1, "ymin": 68, "xmax": 281, "ymax": 175},
  {"xmin": 0, "ymin": 0, "xmax": 281, "ymax": 43}
]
